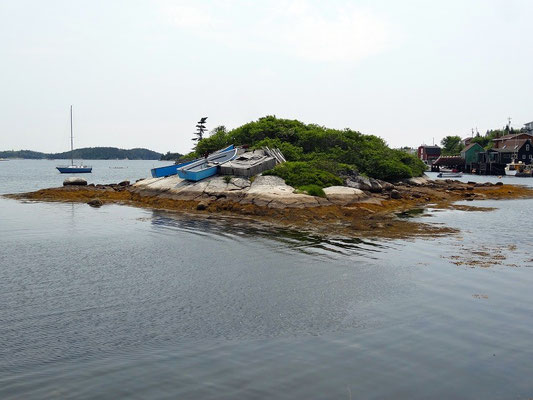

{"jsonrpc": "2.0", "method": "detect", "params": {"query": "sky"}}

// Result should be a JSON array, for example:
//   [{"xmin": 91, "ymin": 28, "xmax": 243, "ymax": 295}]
[{"xmin": 1, "ymin": 0, "xmax": 532, "ymax": 154}]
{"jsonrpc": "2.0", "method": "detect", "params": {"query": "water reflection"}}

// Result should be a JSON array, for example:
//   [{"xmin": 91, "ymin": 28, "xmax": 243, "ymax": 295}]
[{"xmin": 149, "ymin": 209, "xmax": 390, "ymax": 260}]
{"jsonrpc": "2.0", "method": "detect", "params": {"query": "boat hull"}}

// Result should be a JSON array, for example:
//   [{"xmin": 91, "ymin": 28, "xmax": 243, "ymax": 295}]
[
  {"xmin": 177, "ymin": 148, "xmax": 237, "ymax": 181},
  {"xmin": 177, "ymin": 165, "xmax": 218, "ymax": 181},
  {"xmin": 151, "ymin": 160, "xmax": 194, "ymax": 178},
  {"xmin": 56, "ymin": 166, "xmax": 92, "ymax": 173},
  {"xmin": 504, "ymin": 167, "xmax": 517, "ymax": 176},
  {"xmin": 151, "ymin": 145, "xmax": 235, "ymax": 178}
]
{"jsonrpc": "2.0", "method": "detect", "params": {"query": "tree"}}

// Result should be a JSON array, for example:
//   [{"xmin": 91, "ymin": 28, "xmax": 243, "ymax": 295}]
[
  {"xmin": 192, "ymin": 117, "xmax": 208, "ymax": 143},
  {"xmin": 440, "ymin": 135, "xmax": 464, "ymax": 155}
]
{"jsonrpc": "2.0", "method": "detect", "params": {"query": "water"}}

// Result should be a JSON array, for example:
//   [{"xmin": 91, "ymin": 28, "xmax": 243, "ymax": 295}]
[{"xmin": 1, "ymin": 161, "xmax": 533, "ymax": 399}]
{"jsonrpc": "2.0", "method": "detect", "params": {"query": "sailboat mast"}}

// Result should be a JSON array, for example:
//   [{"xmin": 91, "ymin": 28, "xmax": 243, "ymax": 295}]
[{"xmin": 70, "ymin": 105, "xmax": 74, "ymax": 166}]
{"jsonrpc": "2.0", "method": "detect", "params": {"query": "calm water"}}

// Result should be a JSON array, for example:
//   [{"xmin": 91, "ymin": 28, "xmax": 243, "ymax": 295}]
[{"xmin": 1, "ymin": 161, "xmax": 533, "ymax": 399}]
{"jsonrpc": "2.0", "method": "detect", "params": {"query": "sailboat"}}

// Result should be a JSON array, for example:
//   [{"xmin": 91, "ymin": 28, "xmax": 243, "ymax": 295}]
[{"xmin": 56, "ymin": 106, "xmax": 92, "ymax": 173}]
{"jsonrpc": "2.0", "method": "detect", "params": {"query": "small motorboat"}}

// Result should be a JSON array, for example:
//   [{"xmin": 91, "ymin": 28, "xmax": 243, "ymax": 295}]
[
  {"xmin": 150, "ymin": 145, "xmax": 234, "ymax": 178},
  {"xmin": 177, "ymin": 147, "xmax": 238, "ymax": 181},
  {"xmin": 437, "ymin": 172, "xmax": 463, "ymax": 178},
  {"xmin": 505, "ymin": 160, "xmax": 522, "ymax": 176}
]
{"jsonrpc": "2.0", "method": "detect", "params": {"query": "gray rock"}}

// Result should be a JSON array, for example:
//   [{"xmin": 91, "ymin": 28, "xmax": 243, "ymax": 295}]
[
  {"xmin": 345, "ymin": 176, "xmax": 382, "ymax": 193},
  {"xmin": 196, "ymin": 201, "xmax": 209, "ymax": 210},
  {"xmin": 87, "ymin": 198, "xmax": 103, "ymax": 207},
  {"xmin": 323, "ymin": 186, "xmax": 366, "ymax": 205},
  {"xmin": 390, "ymin": 189, "xmax": 401, "ymax": 199},
  {"xmin": 63, "ymin": 177, "xmax": 87, "ymax": 186},
  {"xmin": 118, "ymin": 180, "xmax": 130, "ymax": 186}
]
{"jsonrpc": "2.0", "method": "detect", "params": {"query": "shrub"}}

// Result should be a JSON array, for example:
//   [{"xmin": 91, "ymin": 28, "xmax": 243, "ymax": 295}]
[
  {"xmin": 263, "ymin": 162, "xmax": 343, "ymax": 188},
  {"xmin": 297, "ymin": 184, "xmax": 326, "ymax": 198},
  {"xmin": 192, "ymin": 116, "xmax": 425, "ymax": 182}
]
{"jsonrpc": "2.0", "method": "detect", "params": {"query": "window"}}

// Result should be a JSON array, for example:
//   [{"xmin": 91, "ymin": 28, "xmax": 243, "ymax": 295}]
[
  {"xmin": 523, "ymin": 155, "xmax": 526, "ymax": 159},
  {"xmin": 527, "ymin": 144, "xmax": 530, "ymax": 151}
]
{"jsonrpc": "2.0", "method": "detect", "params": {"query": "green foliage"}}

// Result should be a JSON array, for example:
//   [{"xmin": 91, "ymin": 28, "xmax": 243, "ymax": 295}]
[
  {"xmin": 296, "ymin": 184, "xmax": 326, "ymax": 198},
  {"xmin": 223, "ymin": 175, "xmax": 232, "ymax": 184},
  {"xmin": 192, "ymin": 116, "xmax": 426, "ymax": 182},
  {"xmin": 160, "ymin": 151, "xmax": 184, "ymax": 161},
  {"xmin": 263, "ymin": 162, "xmax": 343, "ymax": 188},
  {"xmin": 440, "ymin": 136, "xmax": 464, "ymax": 155}
]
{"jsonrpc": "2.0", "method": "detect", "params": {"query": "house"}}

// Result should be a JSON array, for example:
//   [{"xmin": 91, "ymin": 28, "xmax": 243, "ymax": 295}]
[
  {"xmin": 460, "ymin": 143, "xmax": 484, "ymax": 171},
  {"xmin": 492, "ymin": 132, "xmax": 533, "ymax": 149},
  {"xmin": 417, "ymin": 145, "xmax": 441, "ymax": 165},
  {"xmin": 525, "ymin": 121, "xmax": 533, "ymax": 132},
  {"xmin": 492, "ymin": 139, "xmax": 533, "ymax": 165}
]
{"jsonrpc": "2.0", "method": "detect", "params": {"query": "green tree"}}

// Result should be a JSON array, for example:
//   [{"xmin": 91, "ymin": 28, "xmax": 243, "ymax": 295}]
[{"xmin": 440, "ymin": 136, "xmax": 464, "ymax": 155}]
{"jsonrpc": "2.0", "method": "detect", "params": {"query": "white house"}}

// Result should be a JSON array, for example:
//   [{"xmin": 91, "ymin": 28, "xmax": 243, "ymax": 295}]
[{"xmin": 525, "ymin": 121, "xmax": 533, "ymax": 131}]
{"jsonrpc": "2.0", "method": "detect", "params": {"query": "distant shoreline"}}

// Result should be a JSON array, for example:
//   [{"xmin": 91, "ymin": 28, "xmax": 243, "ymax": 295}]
[{"xmin": 0, "ymin": 147, "xmax": 167, "ymax": 161}]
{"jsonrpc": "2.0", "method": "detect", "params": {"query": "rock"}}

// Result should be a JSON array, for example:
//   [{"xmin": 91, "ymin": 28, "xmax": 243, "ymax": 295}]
[
  {"xmin": 377, "ymin": 180, "xmax": 394, "ymax": 191},
  {"xmin": 345, "ymin": 176, "xmax": 382, "ymax": 192},
  {"xmin": 87, "ymin": 198, "xmax": 103, "ymax": 207},
  {"xmin": 495, "ymin": 182, "xmax": 503, "ymax": 186},
  {"xmin": 390, "ymin": 189, "xmax": 401, "ymax": 199},
  {"xmin": 196, "ymin": 201, "xmax": 209, "ymax": 210},
  {"xmin": 323, "ymin": 186, "xmax": 366, "ymax": 205},
  {"xmin": 118, "ymin": 180, "xmax": 130, "ymax": 186},
  {"xmin": 63, "ymin": 177, "xmax": 87, "ymax": 186},
  {"xmin": 243, "ymin": 175, "xmax": 322, "ymax": 208},
  {"xmin": 406, "ymin": 176, "xmax": 428, "ymax": 186}
]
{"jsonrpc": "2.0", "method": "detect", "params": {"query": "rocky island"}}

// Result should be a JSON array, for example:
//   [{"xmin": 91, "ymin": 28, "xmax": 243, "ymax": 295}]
[{"xmin": 7, "ymin": 173, "xmax": 533, "ymax": 239}]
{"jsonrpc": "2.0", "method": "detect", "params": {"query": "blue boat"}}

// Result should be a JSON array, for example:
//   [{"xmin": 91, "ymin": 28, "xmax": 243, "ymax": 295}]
[
  {"xmin": 177, "ymin": 147, "xmax": 238, "ymax": 181},
  {"xmin": 150, "ymin": 145, "xmax": 235, "ymax": 178},
  {"xmin": 56, "ymin": 106, "xmax": 92, "ymax": 174},
  {"xmin": 56, "ymin": 165, "xmax": 92, "ymax": 173},
  {"xmin": 150, "ymin": 160, "xmax": 195, "ymax": 178}
]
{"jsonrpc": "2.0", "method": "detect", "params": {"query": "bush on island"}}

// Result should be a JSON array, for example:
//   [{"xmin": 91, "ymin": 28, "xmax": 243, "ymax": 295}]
[
  {"xmin": 193, "ymin": 116, "xmax": 426, "ymax": 183},
  {"xmin": 296, "ymin": 184, "xmax": 327, "ymax": 198}
]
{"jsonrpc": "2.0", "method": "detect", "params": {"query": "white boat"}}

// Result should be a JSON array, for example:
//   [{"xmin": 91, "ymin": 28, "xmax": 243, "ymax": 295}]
[
  {"xmin": 437, "ymin": 171, "xmax": 463, "ymax": 178},
  {"xmin": 505, "ymin": 160, "xmax": 522, "ymax": 176}
]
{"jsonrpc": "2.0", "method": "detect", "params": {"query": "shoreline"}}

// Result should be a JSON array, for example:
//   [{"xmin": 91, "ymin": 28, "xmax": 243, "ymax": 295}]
[{"xmin": 6, "ymin": 175, "xmax": 533, "ymax": 239}]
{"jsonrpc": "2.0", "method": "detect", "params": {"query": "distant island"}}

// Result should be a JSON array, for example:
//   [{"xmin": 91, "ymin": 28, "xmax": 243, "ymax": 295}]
[{"xmin": 0, "ymin": 147, "xmax": 176, "ymax": 160}]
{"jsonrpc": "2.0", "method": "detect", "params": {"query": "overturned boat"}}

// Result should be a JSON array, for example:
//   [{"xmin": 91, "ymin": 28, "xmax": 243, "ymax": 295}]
[{"xmin": 177, "ymin": 147, "xmax": 238, "ymax": 181}]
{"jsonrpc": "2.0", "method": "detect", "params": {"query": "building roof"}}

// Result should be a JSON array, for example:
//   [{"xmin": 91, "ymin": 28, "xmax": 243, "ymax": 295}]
[
  {"xmin": 493, "ymin": 132, "xmax": 533, "ymax": 142},
  {"xmin": 419, "ymin": 145, "xmax": 440, "ymax": 148},
  {"xmin": 433, "ymin": 155, "xmax": 465, "ymax": 166},
  {"xmin": 461, "ymin": 142, "xmax": 483, "ymax": 153},
  {"xmin": 493, "ymin": 139, "xmax": 531, "ymax": 152}
]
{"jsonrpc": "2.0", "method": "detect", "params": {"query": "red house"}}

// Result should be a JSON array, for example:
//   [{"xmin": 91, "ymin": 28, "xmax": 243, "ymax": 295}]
[{"xmin": 417, "ymin": 145, "xmax": 441, "ymax": 165}]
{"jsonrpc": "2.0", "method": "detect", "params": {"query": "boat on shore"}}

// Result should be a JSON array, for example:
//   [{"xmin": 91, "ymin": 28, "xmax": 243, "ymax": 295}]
[
  {"xmin": 56, "ymin": 106, "xmax": 92, "ymax": 174},
  {"xmin": 150, "ymin": 145, "xmax": 234, "ymax": 178},
  {"xmin": 177, "ymin": 147, "xmax": 238, "ymax": 181}
]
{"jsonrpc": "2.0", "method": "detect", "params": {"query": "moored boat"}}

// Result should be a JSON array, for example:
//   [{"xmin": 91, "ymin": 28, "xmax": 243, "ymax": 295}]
[
  {"xmin": 177, "ymin": 147, "xmax": 238, "ymax": 181},
  {"xmin": 56, "ymin": 106, "xmax": 92, "ymax": 174},
  {"xmin": 504, "ymin": 160, "xmax": 522, "ymax": 176},
  {"xmin": 437, "ymin": 172, "xmax": 463, "ymax": 178}
]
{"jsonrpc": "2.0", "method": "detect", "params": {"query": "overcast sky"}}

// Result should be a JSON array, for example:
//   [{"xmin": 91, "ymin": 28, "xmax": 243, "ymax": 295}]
[{"xmin": 1, "ymin": 0, "xmax": 532, "ymax": 154}]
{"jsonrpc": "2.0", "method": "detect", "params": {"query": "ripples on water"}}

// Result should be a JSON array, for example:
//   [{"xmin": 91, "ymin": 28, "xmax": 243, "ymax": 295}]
[{"xmin": 1, "ymin": 161, "xmax": 533, "ymax": 399}]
